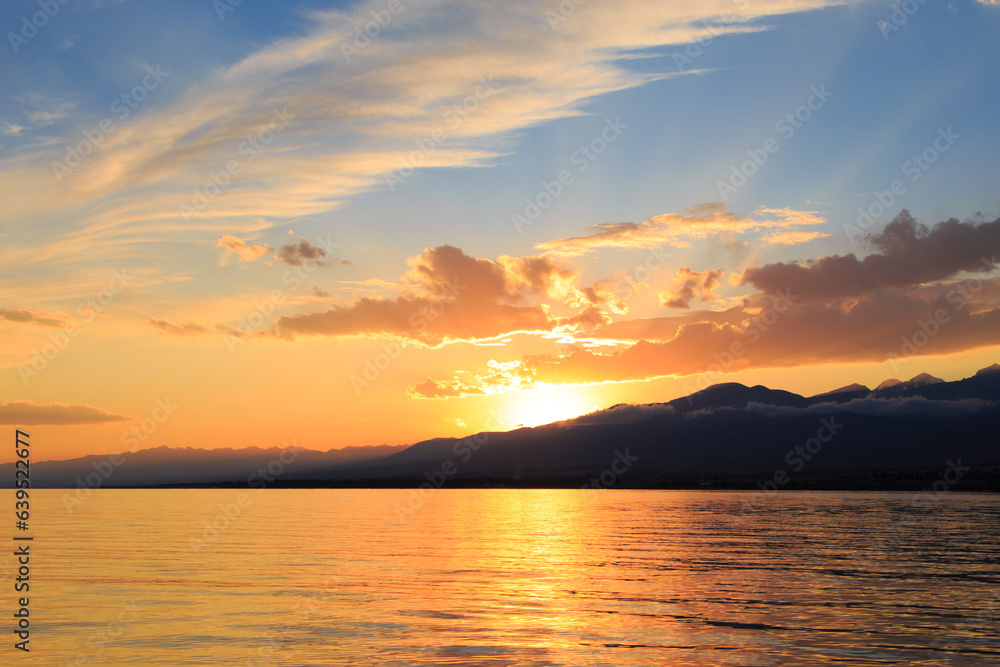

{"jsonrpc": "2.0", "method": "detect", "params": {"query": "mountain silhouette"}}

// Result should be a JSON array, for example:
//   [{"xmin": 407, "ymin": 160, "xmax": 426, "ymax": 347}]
[{"xmin": 5, "ymin": 365, "xmax": 999, "ymax": 489}]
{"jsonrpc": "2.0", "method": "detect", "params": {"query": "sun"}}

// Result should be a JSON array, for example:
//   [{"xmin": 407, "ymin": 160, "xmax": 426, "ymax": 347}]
[{"xmin": 506, "ymin": 387, "xmax": 595, "ymax": 428}]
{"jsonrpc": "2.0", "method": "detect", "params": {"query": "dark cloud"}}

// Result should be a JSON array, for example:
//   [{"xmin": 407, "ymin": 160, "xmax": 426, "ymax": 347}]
[
  {"xmin": 0, "ymin": 308, "xmax": 65, "ymax": 327},
  {"xmin": 404, "ymin": 214, "xmax": 1000, "ymax": 396},
  {"xmin": 523, "ymin": 285, "xmax": 1000, "ymax": 385},
  {"xmin": 402, "ymin": 213, "xmax": 1000, "ymax": 396},
  {"xmin": 741, "ymin": 211, "xmax": 1000, "ymax": 300},
  {"xmin": 275, "ymin": 238, "xmax": 331, "ymax": 267},
  {"xmin": 0, "ymin": 401, "xmax": 128, "ymax": 425}
]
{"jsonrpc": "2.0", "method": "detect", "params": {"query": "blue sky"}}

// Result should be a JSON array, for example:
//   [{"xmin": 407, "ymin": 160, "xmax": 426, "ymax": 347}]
[
  {"xmin": 3, "ymin": 1, "xmax": 997, "ymax": 260},
  {"xmin": 2, "ymin": 0, "xmax": 1000, "ymax": 458}
]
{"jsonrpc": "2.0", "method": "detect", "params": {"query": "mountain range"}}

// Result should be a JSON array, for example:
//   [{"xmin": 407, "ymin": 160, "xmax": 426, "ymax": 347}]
[{"xmin": 6, "ymin": 364, "xmax": 1000, "ymax": 490}]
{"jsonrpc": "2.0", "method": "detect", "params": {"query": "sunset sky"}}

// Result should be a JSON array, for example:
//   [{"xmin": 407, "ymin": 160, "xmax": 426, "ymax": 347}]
[{"xmin": 2, "ymin": 0, "xmax": 999, "ymax": 462}]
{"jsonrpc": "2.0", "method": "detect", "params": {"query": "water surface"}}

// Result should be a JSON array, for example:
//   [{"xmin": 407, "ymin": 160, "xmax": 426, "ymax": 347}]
[{"xmin": 21, "ymin": 490, "xmax": 1000, "ymax": 665}]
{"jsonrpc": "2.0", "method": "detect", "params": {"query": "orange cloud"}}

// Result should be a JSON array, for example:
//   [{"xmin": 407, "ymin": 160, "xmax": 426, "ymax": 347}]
[
  {"xmin": 405, "ymin": 214, "xmax": 1000, "ymax": 396},
  {"xmin": 761, "ymin": 231, "xmax": 828, "ymax": 245},
  {"xmin": 660, "ymin": 267, "xmax": 724, "ymax": 309},
  {"xmin": 217, "ymin": 235, "xmax": 271, "ymax": 263},
  {"xmin": 412, "ymin": 286, "xmax": 1000, "ymax": 395},
  {"xmin": 408, "ymin": 360, "xmax": 534, "ymax": 398},
  {"xmin": 276, "ymin": 245, "xmax": 594, "ymax": 345},
  {"xmin": 525, "ymin": 289, "xmax": 1000, "ymax": 385},
  {"xmin": 409, "ymin": 216, "xmax": 1000, "ymax": 396}
]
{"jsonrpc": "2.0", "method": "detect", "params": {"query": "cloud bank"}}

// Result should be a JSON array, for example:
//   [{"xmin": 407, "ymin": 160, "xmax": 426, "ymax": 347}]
[
  {"xmin": 409, "ymin": 213, "xmax": 1000, "ymax": 396},
  {"xmin": 741, "ymin": 211, "xmax": 1000, "ymax": 300},
  {"xmin": 0, "ymin": 401, "xmax": 128, "ymax": 426},
  {"xmin": 276, "ymin": 245, "xmax": 594, "ymax": 345}
]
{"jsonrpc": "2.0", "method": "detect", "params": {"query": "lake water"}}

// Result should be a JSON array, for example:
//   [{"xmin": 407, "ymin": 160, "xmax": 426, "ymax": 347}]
[{"xmin": 17, "ymin": 490, "xmax": 1000, "ymax": 665}]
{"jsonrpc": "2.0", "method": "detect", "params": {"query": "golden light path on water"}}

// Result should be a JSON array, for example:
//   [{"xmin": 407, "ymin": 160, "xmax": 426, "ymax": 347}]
[{"xmin": 22, "ymin": 489, "xmax": 1000, "ymax": 665}]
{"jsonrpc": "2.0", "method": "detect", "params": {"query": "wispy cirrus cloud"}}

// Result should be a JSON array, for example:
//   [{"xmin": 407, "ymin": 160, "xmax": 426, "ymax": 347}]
[
  {"xmin": 147, "ymin": 318, "xmax": 209, "ymax": 336},
  {"xmin": 1, "ymin": 0, "xmax": 845, "ymax": 277},
  {"xmin": 535, "ymin": 203, "xmax": 828, "ymax": 256}
]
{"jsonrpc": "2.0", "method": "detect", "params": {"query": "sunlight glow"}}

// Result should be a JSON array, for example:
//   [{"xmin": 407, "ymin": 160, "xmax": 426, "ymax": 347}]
[{"xmin": 507, "ymin": 387, "xmax": 595, "ymax": 427}]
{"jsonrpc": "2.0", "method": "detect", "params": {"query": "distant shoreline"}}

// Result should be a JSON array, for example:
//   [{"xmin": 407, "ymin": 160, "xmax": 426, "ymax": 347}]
[{"xmin": 35, "ymin": 467, "xmax": 1000, "ymax": 491}]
